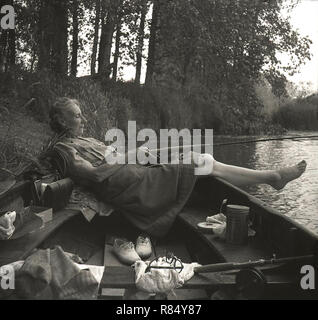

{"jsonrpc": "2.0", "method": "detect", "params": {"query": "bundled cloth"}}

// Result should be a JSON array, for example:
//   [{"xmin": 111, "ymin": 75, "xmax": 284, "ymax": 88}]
[
  {"xmin": 0, "ymin": 246, "xmax": 103, "ymax": 300},
  {"xmin": 66, "ymin": 186, "xmax": 115, "ymax": 222},
  {"xmin": 0, "ymin": 211, "xmax": 16, "ymax": 240},
  {"xmin": 134, "ymin": 257, "xmax": 201, "ymax": 295}
]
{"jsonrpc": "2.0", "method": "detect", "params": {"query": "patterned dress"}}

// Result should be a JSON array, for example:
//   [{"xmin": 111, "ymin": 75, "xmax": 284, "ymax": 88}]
[{"xmin": 52, "ymin": 137, "xmax": 198, "ymax": 237}]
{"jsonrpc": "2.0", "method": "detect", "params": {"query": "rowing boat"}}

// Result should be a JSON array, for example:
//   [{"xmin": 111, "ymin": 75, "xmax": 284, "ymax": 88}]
[{"xmin": 0, "ymin": 176, "xmax": 317, "ymax": 300}]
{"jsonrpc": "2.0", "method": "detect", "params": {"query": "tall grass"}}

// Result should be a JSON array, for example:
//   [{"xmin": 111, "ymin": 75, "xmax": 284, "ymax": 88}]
[{"xmin": 0, "ymin": 70, "xmax": 285, "ymax": 172}]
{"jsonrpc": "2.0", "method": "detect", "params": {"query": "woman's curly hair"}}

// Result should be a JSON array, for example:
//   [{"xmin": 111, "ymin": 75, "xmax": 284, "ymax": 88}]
[{"xmin": 49, "ymin": 97, "xmax": 80, "ymax": 134}]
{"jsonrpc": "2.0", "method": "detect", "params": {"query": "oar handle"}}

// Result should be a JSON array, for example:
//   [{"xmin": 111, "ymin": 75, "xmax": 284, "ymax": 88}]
[
  {"xmin": 193, "ymin": 255, "xmax": 315, "ymax": 274},
  {"xmin": 194, "ymin": 263, "xmax": 235, "ymax": 273},
  {"xmin": 194, "ymin": 260, "xmax": 267, "ymax": 273}
]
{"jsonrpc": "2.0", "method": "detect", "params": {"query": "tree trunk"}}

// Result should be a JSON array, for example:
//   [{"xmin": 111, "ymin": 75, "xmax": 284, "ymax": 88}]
[
  {"xmin": 0, "ymin": 30, "xmax": 8, "ymax": 72},
  {"xmin": 51, "ymin": 0, "xmax": 68, "ymax": 75},
  {"xmin": 98, "ymin": 0, "xmax": 117, "ymax": 77},
  {"xmin": 30, "ymin": 46, "xmax": 37, "ymax": 72},
  {"xmin": 145, "ymin": 0, "xmax": 160, "ymax": 86},
  {"xmin": 38, "ymin": 0, "xmax": 52, "ymax": 71},
  {"xmin": 0, "ymin": 0, "xmax": 6, "ymax": 71},
  {"xmin": 71, "ymin": 0, "xmax": 79, "ymax": 77},
  {"xmin": 112, "ymin": 19, "xmax": 122, "ymax": 81},
  {"xmin": 91, "ymin": 0, "xmax": 101, "ymax": 75},
  {"xmin": 97, "ymin": 1, "xmax": 107, "ymax": 74},
  {"xmin": 7, "ymin": 28, "xmax": 15, "ymax": 70},
  {"xmin": 135, "ymin": 0, "xmax": 147, "ymax": 85}
]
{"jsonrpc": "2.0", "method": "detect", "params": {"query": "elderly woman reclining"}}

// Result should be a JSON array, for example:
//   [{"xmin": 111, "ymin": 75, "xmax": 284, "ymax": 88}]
[{"xmin": 47, "ymin": 97, "xmax": 307, "ymax": 237}]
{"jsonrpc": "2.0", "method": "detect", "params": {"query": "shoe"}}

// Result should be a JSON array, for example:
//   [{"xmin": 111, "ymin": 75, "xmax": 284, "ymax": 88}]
[
  {"xmin": 135, "ymin": 236, "xmax": 152, "ymax": 260},
  {"xmin": 113, "ymin": 238, "xmax": 141, "ymax": 265}
]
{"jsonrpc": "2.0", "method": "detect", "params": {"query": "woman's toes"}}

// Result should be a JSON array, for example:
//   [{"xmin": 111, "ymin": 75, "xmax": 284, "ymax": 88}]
[
  {"xmin": 272, "ymin": 161, "xmax": 307, "ymax": 190},
  {"xmin": 297, "ymin": 160, "xmax": 307, "ymax": 172}
]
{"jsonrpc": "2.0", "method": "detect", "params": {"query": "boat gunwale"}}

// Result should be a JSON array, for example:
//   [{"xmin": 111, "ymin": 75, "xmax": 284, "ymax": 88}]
[{"xmin": 213, "ymin": 177, "xmax": 318, "ymax": 241}]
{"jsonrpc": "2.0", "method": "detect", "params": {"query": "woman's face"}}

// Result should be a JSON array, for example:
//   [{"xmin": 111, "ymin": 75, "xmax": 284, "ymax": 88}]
[{"xmin": 60, "ymin": 101, "xmax": 87, "ymax": 136}]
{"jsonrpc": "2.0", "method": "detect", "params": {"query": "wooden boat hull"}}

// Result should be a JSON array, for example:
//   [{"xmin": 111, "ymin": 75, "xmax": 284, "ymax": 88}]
[{"xmin": 0, "ymin": 177, "xmax": 317, "ymax": 299}]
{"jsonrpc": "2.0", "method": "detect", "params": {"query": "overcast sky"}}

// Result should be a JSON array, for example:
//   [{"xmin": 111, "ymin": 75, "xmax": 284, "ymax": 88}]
[{"xmin": 284, "ymin": 0, "xmax": 318, "ymax": 93}]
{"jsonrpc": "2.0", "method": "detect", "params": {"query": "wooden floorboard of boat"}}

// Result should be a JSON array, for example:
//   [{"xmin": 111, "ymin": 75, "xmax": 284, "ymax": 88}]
[
  {"xmin": 102, "ymin": 235, "xmax": 210, "ymax": 299},
  {"xmin": 0, "ymin": 209, "xmax": 80, "ymax": 266},
  {"xmin": 100, "ymin": 266, "xmax": 236, "ymax": 290},
  {"xmin": 178, "ymin": 207, "xmax": 272, "ymax": 263}
]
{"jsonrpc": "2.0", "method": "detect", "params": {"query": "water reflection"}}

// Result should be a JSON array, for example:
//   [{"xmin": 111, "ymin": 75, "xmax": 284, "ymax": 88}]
[{"xmin": 214, "ymin": 132, "xmax": 318, "ymax": 234}]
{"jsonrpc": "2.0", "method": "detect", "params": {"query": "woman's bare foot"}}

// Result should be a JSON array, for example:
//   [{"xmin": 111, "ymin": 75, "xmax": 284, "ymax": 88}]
[{"xmin": 271, "ymin": 160, "xmax": 307, "ymax": 190}]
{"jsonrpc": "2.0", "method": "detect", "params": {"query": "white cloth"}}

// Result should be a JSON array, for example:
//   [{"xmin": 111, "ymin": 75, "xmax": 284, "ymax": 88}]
[
  {"xmin": 134, "ymin": 257, "xmax": 201, "ymax": 294},
  {"xmin": 206, "ymin": 213, "xmax": 227, "ymax": 239},
  {"xmin": 75, "ymin": 264, "xmax": 105, "ymax": 285},
  {"xmin": 0, "ymin": 260, "xmax": 24, "ymax": 272},
  {"xmin": 0, "ymin": 211, "xmax": 16, "ymax": 240},
  {"xmin": 206, "ymin": 213, "xmax": 256, "ymax": 239}
]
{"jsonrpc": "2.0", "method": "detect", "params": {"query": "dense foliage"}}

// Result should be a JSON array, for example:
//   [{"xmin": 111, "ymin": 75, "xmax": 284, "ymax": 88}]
[{"xmin": 0, "ymin": 0, "xmax": 313, "ymax": 136}]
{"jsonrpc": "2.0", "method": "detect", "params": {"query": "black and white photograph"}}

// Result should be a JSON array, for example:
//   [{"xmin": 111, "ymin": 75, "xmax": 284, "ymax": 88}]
[{"xmin": 0, "ymin": 0, "xmax": 317, "ymax": 303}]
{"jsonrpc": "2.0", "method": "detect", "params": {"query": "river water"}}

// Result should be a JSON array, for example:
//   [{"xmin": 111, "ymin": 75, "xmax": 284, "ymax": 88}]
[{"xmin": 213, "ymin": 131, "xmax": 318, "ymax": 235}]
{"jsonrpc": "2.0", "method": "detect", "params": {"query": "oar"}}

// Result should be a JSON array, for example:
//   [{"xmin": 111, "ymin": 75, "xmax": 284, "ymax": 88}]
[{"xmin": 193, "ymin": 254, "xmax": 314, "ymax": 274}]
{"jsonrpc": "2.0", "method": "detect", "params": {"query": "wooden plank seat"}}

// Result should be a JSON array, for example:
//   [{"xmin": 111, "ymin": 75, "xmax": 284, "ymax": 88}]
[
  {"xmin": 100, "ymin": 234, "xmax": 236, "ymax": 294},
  {"xmin": 100, "ymin": 205, "xmax": 290, "ymax": 293},
  {"xmin": 0, "ymin": 208, "xmax": 80, "ymax": 266},
  {"xmin": 0, "ymin": 178, "xmax": 84, "ymax": 266},
  {"xmin": 101, "ymin": 265, "xmax": 236, "ymax": 290},
  {"xmin": 177, "ymin": 207, "xmax": 272, "ymax": 263}
]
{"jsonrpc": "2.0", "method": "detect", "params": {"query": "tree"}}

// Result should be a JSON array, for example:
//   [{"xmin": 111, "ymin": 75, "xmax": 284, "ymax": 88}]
[
  {"xmin": 71, "ymin": 0, "xmax": 79, "ymax": 76},
  {"xmin": 145, "ymin": 0, "xmax": 160, "ymax": 86},
  {"xmin": 38, "ymin": 0, "xmax": 69, "ymax": 75},
  {"xmin": 38, "ymin": 0, "xmax": 51, "ymax": 71},
  {"xmin": 134, "ymin": 0, "xmax": 147, "ymax": 84},
  {"xmin": 91, "ymin": 0, "xmax": 101, "ymax": 75},
  {"xmin": 51, "ymin": 0, "xmax": 68, "ymax": 74},
  {"xmin": 112, "ymin": 18, "xmax": 122, "ymax": 81},
  {"xmin": 151, "ymin": 0, "xmax": 311, "ymax": 100},
  {"xmin": 98, "ymin": 0, "xmax": 120, "ymax": 77}
]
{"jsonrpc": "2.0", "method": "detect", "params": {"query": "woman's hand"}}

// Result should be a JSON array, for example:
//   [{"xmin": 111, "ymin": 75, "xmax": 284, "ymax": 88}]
[
  {"xmin": 105, "ymin": 145, "xmax": 118, "ymax": 159},
  {"xmin": 137, "ymin": 146, "xmax": 150, "ymax": 165},
  {"xmin": 137, "ymin": 146, "xmax": 159, "ymax": 165},
  {"xmin": 138, "ymin": 146, "xmax": 150, "ymax": 156}
]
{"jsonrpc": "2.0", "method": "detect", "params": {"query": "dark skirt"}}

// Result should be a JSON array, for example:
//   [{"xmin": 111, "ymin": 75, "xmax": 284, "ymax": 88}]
[{"xmin": 96, "ymin": 163, "xmax": 198, "ymax": 237}]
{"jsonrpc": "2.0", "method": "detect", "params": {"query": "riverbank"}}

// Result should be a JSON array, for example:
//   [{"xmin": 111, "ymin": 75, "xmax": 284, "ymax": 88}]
[
  {"xmin": 0, "ymin": 71, "xmax": 298, "ymax": 173},
  {"xmin": 272, "ymin": 94, "xmax": 318, "ymax": 131}
]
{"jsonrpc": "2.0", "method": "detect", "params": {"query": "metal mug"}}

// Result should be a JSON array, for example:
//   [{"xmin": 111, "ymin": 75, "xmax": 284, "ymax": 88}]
[{"xmin": 226, "ymin": 204, "xmax": 250, "ymax": 245}]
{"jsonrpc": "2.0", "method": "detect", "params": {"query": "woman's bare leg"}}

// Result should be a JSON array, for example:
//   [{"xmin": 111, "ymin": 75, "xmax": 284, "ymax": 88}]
[
  {"xmin": 188, "ymin": 152, "xmax": 307, "ymax": 190},
  {"xmin": 212, "ymin": 159, "xmax": 307, "ymax": 190}
]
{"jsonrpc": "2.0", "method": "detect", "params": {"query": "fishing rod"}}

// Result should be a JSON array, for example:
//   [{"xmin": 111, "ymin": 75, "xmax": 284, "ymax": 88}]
[
  {"xmin": 213, "ymin": 134, "xmax": 318, "ymax": 147},
  {"xmin": 145, "ymin": 134, "xmax": 318, "ymax": 171},
  {"xmin": 148, "ymin": 134, "xmax": 318, "ymax": 153},
  {"xmin": 193, "ymin": 254, "xmax": 315, "ymax": 274}
]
